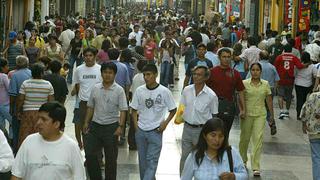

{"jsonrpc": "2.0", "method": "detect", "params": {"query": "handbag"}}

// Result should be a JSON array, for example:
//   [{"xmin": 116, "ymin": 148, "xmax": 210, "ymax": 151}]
[{"xmin": 218, "ymin": 69, "xmax": 236, "ymax": 117}]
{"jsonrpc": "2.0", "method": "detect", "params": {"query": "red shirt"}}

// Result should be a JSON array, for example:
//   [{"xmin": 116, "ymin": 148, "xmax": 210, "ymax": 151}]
[
  {"xmin": 144, "ymin": 41, "xmax": 156, "ymax": 60},
  {"xmin": 295, "ymin": 36, "xmax": 302, "ymax": 52},
  {"xmin": 274, "ymin": 53, "xmax": 304, "ymax": 86},
  {"xmin": 206, "ymin": 66, "xmax": 245, "ymax": 102}
]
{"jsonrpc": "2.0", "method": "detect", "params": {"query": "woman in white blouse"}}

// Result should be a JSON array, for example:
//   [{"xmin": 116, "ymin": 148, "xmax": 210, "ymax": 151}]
[
  {"xmin": 295, "ymin": 52, "xmax": 316, "ymax": 120},
  {"xmin": 181, "ymin": 118, "xmax": 248, "ymax": 180}
]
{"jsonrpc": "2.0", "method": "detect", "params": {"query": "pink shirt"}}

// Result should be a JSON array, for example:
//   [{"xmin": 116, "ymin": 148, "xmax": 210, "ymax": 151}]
[
  {"xmin": 0, "ymin": 73, "xmax": 10, "ymax": 105},
  {"xmin": 97, "ymin": 50, "xmax": 109, "ymax": 64}
]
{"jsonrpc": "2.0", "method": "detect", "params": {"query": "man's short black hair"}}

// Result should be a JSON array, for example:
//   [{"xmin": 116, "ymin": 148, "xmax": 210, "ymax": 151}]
[
  {"xmin": 247, "ymin": 36, "xmax": 257, "ymax": 46},
  {"xmin": 83, "ymin": 47, "xmax": 98, "ymax": 56},
  {"xmin": 49, "ymin": 60, "xmax": 62, "ymax": 73},
  {"xmin": 217, "ymin": 47, "xmax": 232, "ymax": 57},
  {"xmin": 283, "ymin": 44, "xmax": 292, "ymax": 52},
  {"xmin": 137, "ymin": 60, "xmax": 147, "ymax": 72},
  {"xmin": 101, "ymin": 62, "xmax": 117, "ymax": 74},
  {"xmin": 142, "ymin": 64, "xmax": 158, "ymax": 74},
  {"xmin": 206, "ymin": 42, "xmax": 215, "ymax": 52},
  {"xmin": 108, "ymin": 48, "xmax": 120, "ymax": 60},
  {"xmin": 39, "ymin": 101, "xmax": 66, "ymax": 130},
  {"xmin": 0, "ymin": 58, "xmax": 8, "ymax": 69},
  {"xmin": 119, "ymin": 37, "xmax": 129, "ymax": 49},
  {"xmin": 30, "ymin": 63, "xmax": 45, "ymax": 78}
]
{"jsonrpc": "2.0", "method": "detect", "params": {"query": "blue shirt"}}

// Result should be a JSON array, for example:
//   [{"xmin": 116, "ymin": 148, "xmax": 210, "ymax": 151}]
[
  {"xmin": 205, "ymin": 51, "xmax": 220, "ymax": 67},
  {"xmin": 8, "ymin": 68, "xmax": 31, "ymax": 96},
  {"xmin": 231, "ymin": 60, "xmax": 246, "ymax": 73},
  {"xmin": 246, "ymin": 60, "xmax": 280, "ymax": 87},
  {"xmin": 181, "ymin": 147, "xmax": 248, "ymax": 180},
  {"xmin": 111, "ymin": 60, "xmax": 131, "ymax": 88}
]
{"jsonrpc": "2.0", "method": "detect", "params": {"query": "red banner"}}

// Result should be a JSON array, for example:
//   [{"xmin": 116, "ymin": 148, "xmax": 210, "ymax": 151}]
[{"xmin": 284, "ymin": 0, "xmax": 293, "ymax": 25}]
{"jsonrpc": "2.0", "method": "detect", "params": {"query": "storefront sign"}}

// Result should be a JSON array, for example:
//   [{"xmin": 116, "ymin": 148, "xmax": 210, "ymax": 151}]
[
  {"xmin": 298, "ymin": 0, "xmax": 310, "ymax": 32},
  {"xmin": 284, "ymin": 0, "xmax": 293, "ymax": 25}
]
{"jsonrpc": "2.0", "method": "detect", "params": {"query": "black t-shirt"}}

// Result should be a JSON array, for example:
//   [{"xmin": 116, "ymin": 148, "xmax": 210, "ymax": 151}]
[
  {"xmin": 70, "ymin": 38, "xmax": 82, "ymax": 55},
  {"xmin": 186, "ymin": 58, "xmax": 213, "ymax": 84},
  {"xmin": 43, "ymin": 74, "xmax": 68, "ymax": 103},
  {"xmin": 189, "ymin": 31, "xmax": 203, "ymax": 47}
]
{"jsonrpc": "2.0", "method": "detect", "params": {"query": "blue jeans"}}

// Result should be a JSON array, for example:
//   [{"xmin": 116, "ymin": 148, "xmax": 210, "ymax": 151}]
[
  {"xmin": 67, "ymin": 54, "xmax": 83, "ymax": 83},
  {"xmin": 135, "ymin": 128, "xmax": 163, "ymax": 180},
  {"xmin": 0, "ymin": 104, "xmax": 12, "ymax": 139},
  {"xmin": 160, "ymin": 61, "xmax": 170, "ymax": 87},
  {"xmin": 310, "ymin": 139, "xmax": 320, "ymax": 180}
]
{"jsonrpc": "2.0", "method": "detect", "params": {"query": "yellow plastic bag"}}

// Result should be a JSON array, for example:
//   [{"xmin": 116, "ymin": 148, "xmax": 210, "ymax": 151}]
[{"xmin": 174, "ymin": 104, "xmax": 185, "ymax": 124}]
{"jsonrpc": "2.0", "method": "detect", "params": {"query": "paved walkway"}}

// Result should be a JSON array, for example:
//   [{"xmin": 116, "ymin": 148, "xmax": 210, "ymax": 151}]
[{"xmin": 63, "ymin": 60, "xmax": 312, "ymax": 180}]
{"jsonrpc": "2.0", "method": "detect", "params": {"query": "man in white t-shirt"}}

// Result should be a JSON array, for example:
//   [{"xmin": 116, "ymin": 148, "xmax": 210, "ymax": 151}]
[
  {"xmin": 58, "ymin": 24, "xmax": 75, "ymax": 53},
  {"xmin": 0, "ymin": 129, "xmax": 14, "ymax": 179},
  {"xmin": 11, "ymin": 102, "xmax": 86, "ymax": 180},
  {"xmin": 130, "ymin": 64, "xmax": 177, "ymax": 180},
  {"xmin": 73, "ymin": 47, "xmax": 102, "ymax": 144},
  {"xmin": 128, "ymin": 25, "xmax": 143, "ymax": 46}
]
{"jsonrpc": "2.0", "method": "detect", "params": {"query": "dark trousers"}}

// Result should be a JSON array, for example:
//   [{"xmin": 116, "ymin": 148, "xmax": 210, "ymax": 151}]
[
  {"xmin": 128, "ymin": 113, "xmax": 136, "ymax": 148},
  {"xmin": 84, "ymin": 121, "xmax": 119, "ymax": 180},
  {"xmin": 218, "ymin": 113, "xmax": 234, "ymax": 138},
  {"xmin": 295, "ymin": 85, "xmax": 312, "ymax": 118},
  {"xmin": 12, "ymin": 115, "xmax": 20, "ymax": 155},
  {"xmin": 0, "ymin": 172, "xmax": 11, "ymax": 180}
]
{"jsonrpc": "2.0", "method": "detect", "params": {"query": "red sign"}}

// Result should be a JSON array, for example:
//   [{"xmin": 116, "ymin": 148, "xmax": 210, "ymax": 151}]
[{"xmin": 284, "ymin": 0, "xmax": 293, "ymax": 25}]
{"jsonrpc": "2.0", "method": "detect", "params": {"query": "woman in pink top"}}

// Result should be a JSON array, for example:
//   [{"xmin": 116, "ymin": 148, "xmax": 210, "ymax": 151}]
[{"xmin": 96, "ymin": 39, "xmax": 111, "ymax": 64}]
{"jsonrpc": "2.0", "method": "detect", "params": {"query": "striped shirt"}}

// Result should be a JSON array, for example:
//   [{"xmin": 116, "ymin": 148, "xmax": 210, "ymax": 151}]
[{"xmin": 19, "ymin": 79, "xmax": 54, "ymax": 111}]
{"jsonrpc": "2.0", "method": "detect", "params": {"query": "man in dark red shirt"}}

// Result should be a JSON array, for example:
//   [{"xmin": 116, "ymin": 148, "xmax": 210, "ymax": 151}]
[
  {"xmin": 206, "ymin": 47, "xmax": 246, "ymax": 135},
  {"xmin": 274, "ymin": 44, "xmax": 309, "ymax": 119}
]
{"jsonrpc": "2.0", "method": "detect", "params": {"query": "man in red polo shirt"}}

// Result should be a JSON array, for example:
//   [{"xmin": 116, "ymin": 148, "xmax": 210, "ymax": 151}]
[
  {"xmin": 207, "ymin": 47, "xmax": 246, "ymax": 135},
  {"xmin": 274, "ymin": 44, "xmax": 309, "ymax": 119}
]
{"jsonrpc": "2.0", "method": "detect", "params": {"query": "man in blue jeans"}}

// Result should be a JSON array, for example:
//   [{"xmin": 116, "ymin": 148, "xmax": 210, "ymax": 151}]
[{"xmin": 130, "ymin": 64, "xmax": 176, "ymax": 180}]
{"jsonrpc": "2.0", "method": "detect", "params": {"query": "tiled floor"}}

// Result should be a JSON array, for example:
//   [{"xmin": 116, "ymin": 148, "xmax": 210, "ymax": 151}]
[{"xmin": 63, "ymin": 60, "xmax": 312, "ymax": 180}]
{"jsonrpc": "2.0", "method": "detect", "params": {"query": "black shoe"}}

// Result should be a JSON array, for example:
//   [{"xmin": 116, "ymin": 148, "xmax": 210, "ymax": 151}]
[{"xmin": 129, "ymin": 146, "xmax": 137, "ymax": 150}]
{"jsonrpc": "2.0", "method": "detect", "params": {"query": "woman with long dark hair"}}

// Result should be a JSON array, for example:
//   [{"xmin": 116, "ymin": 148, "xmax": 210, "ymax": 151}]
[{"xmin": 181, "ymin": 118, "xmax": 247, "ymax": 180}]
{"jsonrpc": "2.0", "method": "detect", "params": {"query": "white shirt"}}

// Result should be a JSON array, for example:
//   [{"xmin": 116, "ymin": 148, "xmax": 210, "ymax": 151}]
[
  {"xmin": 240, "ymin": 45, "xmax": 261, "ymax": 67},
  {"xmin": 12, "ymin": 133, "xmax": 86, "ymax": 180},
  {"xmin": 180, "ymin": 84, "xmax": 218, "ymax": 125},
  {"xmin": 295, "ymin": 65, "xmax": 315, "ymax": 87},
  {"xmin": 130, "ymin": 73, "xmax": 145, "ymax": 95},
  {"xmin": 201, "ymin": 33, "xmax": 210, "ymax": 45},
  {"xmin": 58, "ymin": 29, "xmax": 75, "ymax": 52},
  {"xmin": 0, "ymin": 130, "xmax": 14, "ymax": 173},
  {"xmin": 73, "ymin": 63, "xmax": 102, "ymax": 101},
  {"xmin": 128, "ymin": 31, "xmax": 143, "ymax": 46},
  {"xmin": 130, "ymin": 84, "xmax": 176, "ymax": 131}
]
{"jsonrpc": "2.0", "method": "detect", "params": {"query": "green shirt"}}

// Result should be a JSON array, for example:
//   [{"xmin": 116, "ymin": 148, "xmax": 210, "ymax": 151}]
[{"xmin": 243, "ymin": 78, "xmax": 271, "ymax": 117}]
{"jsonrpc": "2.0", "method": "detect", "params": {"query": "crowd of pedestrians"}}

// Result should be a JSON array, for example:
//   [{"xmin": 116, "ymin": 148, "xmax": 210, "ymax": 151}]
[{"xmin": 0, "ymin": 5, "xmax": 320, "ymax": 180}]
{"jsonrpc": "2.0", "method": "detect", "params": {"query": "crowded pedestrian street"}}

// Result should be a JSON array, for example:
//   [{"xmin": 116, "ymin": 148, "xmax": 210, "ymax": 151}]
[
  {"xmin": 1, "ymin": 0, "xmax": 320, "ymax": 180},
  {"xmin": 59, "ymin": 59, "xmax": 312, "ymax": 180}
]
